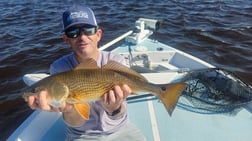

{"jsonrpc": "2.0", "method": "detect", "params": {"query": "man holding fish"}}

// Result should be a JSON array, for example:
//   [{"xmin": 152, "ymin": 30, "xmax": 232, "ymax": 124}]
[
  {"xmin": 25, "ymin": 5, "xmax": 186, "ymax": 141},
  {"xmin": 26, "ymin": 5, "xmax": 146, "ymax": 141}
]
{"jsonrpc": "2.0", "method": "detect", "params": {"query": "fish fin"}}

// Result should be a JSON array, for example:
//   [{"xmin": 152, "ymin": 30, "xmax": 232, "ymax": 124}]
[
  {"xmin": 159, "ymin": 82, "xmax": 187, "ymax": 116},
  {"xmin": 74, "ymin": 103, "xmax": 90, "ymax": 120},
  {"xmin": 74, "ymin": 58, "xmax": 98, "ymax": 70},
  {"xmin": 103, "ymin": 61, "xmax": 148, "ymax": 82}
]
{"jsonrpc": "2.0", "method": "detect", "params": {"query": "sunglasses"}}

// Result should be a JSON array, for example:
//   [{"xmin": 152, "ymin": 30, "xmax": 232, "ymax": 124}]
[{"xmin": 65, "ymin": 26, "xmax": 98, "ymax": 38}]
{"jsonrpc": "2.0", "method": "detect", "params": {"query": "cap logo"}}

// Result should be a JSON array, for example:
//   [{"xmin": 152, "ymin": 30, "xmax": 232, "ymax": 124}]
[
  {"xmin": 63, "ymin": 6, "xmax": 97, "ymax": 31},
  {"xmin": 70, "ymin": 11, "xmax": 88, "ymax": 20}
]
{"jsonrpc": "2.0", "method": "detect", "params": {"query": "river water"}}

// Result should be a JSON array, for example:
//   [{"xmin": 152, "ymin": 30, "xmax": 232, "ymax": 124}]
[{"xmin": 0, "ymin": 0, "xmax": 251, "ymax": 140}]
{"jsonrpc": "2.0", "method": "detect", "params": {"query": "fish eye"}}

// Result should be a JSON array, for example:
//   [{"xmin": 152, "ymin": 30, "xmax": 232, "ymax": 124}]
[{"xmin": 161, "ymin": 86, "xmax": 166, "ymax": 91}]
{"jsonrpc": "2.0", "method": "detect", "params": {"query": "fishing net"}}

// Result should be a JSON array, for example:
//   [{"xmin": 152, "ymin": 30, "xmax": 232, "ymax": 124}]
[{"xmin": 178, "ymin": 68, "xmax": 252, "ymax": 115}]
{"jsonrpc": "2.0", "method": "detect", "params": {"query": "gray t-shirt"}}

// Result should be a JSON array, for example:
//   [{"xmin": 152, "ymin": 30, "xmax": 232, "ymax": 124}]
[{"xmin": 50, "ymin": 51, "xmax": 129, "ymax": 137}]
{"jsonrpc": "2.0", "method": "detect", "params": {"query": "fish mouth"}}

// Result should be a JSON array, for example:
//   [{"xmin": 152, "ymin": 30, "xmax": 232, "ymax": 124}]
[{"xmin": 49, "ymin": 99, "xmax": 64, "ymax": 108}]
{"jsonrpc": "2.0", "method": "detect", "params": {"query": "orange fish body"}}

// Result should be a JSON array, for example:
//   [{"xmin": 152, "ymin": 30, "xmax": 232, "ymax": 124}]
[{"xmin": 23, "ymin": 59, "xmax": 187, "ymax": 120}]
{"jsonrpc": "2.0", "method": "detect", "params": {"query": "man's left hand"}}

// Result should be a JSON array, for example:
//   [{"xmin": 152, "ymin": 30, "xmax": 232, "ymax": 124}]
[{"xmin": 102, "ymin": 84, "xmax": 131, "ymax": 115}]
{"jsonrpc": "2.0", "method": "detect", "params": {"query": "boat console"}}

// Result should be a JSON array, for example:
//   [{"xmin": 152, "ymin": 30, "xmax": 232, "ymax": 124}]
[{"xmin": 125, "ymin": 18, "xmax": 161, "ymax": 44}]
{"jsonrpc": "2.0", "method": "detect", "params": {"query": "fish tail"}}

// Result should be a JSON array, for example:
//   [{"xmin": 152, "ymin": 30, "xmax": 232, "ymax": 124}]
[{"xmin": 158, "ymin": 82, "xmax": 187, "ymax": 116}]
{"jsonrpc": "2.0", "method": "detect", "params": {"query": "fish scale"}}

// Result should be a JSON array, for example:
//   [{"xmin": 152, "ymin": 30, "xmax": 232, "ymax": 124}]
[{"xmin": 58, "ymin": 70, "xmax": 121, "ymax": 101}]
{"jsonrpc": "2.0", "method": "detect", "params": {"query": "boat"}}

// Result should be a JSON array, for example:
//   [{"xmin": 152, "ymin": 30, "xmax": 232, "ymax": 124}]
[{"xmin": 8, "ymin": 18, "xmax": 252, "ymax": 141}]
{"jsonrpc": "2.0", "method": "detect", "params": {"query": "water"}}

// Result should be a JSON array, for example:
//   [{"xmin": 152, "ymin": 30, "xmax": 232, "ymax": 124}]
[{"xmin": 0, "ymin": 0, "xmax": 251, "ymax": 140}]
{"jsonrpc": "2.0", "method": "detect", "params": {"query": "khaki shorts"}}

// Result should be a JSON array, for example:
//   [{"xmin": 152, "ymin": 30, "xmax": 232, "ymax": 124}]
[{"xmin": 66, "ymin": 123, "xmax": 146, "ymax": 141}]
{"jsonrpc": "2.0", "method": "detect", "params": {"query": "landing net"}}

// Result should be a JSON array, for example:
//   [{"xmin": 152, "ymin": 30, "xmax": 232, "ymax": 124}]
[{"xmin": 179, "ymin": 68, "xmax": 252, "ymax": 115}]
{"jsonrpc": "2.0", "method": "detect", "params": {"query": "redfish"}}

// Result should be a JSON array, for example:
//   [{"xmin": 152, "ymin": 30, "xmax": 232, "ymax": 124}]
[{"xmin": 23, "ymin": 59, "xmax": 187, "ymax": 120}]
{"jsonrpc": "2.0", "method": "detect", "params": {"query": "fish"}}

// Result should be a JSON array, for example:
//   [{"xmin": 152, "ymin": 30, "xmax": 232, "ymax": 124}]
[{"xmin": 23, "ymin": 59, "xmax": 187, "ymax": 120}]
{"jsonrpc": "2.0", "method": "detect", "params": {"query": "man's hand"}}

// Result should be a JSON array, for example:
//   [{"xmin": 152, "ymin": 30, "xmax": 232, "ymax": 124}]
[
  {"xmin": 26, "ymin": 91, "xmax": 73, "ymax": 112},
  {"xmin": 102, "ymin": 84, "xmax": 132, "ymax": 115},
  {"xmin": 26, "ymin": 91, "xmax": 84, "ymax": 126}
]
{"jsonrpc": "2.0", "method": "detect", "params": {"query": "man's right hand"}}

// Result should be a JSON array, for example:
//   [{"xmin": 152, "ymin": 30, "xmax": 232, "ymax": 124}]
[
  {"xmin": 26, "ymin": 90, "xmax": 73, "ymax": 112},
  {"xmin": 26, "ymin": 90, "xmax": 86, "ymax": 126}
]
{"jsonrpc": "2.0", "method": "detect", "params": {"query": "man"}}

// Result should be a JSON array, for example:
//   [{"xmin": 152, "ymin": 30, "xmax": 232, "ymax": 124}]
[{"xmin": 27, "ymin": 5, "xmax": 146, "ymax": 141}]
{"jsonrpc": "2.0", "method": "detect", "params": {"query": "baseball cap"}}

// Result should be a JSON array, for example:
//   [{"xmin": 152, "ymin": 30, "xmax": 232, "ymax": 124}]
[{"xmin": 62, "ymin": 6, "xmax": 97, "ymax": 31}]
